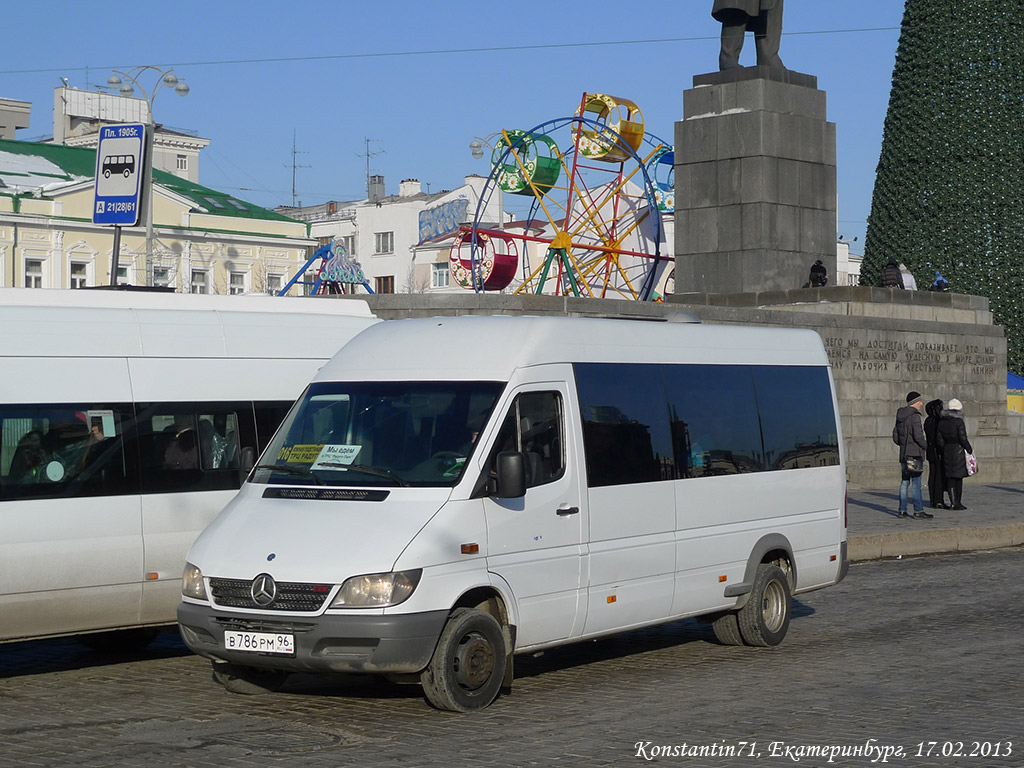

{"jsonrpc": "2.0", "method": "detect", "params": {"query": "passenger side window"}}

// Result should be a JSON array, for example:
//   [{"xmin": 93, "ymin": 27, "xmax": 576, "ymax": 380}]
[
  {"xmin": 0, "ymin": 404, "xmax": 134, "ymax": 501},
  {"xmin": 137, "ymin": 402, "xmax": 257, "ymax": 493},
  {"xmin": 491, "ymin": 392, "xmax": 565, "ymax": 488}
]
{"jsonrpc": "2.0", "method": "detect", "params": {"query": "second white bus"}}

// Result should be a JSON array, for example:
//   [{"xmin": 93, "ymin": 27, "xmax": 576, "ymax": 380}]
[{"xmin": 0, "ymin": 288, "xmax": 377, "ymax": 647}]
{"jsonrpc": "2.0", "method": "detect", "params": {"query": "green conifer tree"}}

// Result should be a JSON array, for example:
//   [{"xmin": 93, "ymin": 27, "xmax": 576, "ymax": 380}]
[{"xmin": 862, "ymin": 0, "xmax": 1024, "ymax": 373}]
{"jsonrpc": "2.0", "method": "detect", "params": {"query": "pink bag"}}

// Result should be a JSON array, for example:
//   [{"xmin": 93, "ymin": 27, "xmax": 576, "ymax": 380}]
[{"xmin": 966, "ymin": 452, "xmax": 979, "ymax": 476}]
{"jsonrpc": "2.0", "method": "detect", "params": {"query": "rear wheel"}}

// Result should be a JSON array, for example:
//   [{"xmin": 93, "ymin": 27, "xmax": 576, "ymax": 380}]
[
  {"xmin": 420, "ymin": 608, "xmax": 506, "ymax": 712},
  {"xmin": 710, "ymin": 611, "xmax": 744, "ymax": 646},
  {"xmin": 211, "ymin": 662, "xmax": 289, "ymax": 695},
  {"xmin": 738, "ymin": 563, "xmax": 791, "ymax": 647}
]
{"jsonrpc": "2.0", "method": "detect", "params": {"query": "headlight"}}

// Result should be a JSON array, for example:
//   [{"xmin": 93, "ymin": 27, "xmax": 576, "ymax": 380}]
[
  {"xmin": 182, "ymin": 562, "xmax": 207, "ymax": 600},
  {"xmin": 329, "ymin": 569, "xmax": 422, "ymax": 609}
]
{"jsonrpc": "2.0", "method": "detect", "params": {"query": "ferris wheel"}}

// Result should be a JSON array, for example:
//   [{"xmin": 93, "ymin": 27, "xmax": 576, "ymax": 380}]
[{"xmin": 449, "ymin": 93, "xmax": 673, "ymax": 301}]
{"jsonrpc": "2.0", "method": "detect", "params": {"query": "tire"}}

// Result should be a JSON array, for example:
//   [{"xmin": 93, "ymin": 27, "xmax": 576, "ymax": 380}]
[
  {"xmin": 211, "ymin": 662, "xmax": 289, "ymax": 695},
  {"xmin": 103, "ymin": 169, "xmax": 111, "ymax": 178},
  {"xmin": 123, "ymin": 169, "xmax": 131, "ymax": 178},
  {"xmin": 711, "ymin": 611, "xmax": 744, "ymax": 646},
  {"xmin": 420, "ymin": 608, "xmax": 506, "ymax": 712},
  {"xmin": 79, "ymin": 628, "xmax": 159, "ymax": 653},
  {"xmin": 738, "ymin": 563, "xmax": 791, "ymax": 647}
]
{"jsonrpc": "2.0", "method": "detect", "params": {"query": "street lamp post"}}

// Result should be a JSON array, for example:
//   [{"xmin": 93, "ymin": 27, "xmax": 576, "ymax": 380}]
[
  {"xmin": 106, "ymin": 66, "xmax": 190, "ymax": 287},
  {"xmin": 469, "ymin": 133, "xmax": 507, "ymax": 293},
  {"xmin": 469, "ymin": 134, "xmax": 505, "ymax": 229}
]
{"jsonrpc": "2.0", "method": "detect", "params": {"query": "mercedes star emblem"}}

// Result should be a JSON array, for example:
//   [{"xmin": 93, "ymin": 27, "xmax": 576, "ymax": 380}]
[{"xmin": 250, "ymin": 573, "xmax": 278, "ymax": 607}]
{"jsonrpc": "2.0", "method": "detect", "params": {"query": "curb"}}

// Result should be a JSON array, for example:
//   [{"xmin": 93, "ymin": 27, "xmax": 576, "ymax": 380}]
[{"xmin": 849, "ymin": 523, "xmax": 1024, "ymax": 561}]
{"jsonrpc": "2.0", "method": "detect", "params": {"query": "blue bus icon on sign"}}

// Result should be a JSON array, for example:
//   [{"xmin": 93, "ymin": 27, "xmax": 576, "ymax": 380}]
[{"xmin": 93, "ymin": 123, "xmax": 146, "ymax": 226}]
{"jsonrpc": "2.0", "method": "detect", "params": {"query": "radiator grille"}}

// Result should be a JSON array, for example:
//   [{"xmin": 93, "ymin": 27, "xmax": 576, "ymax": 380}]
[{"xmin": 210, "ymin": 577, "xmax": 333, "ymax": 612}]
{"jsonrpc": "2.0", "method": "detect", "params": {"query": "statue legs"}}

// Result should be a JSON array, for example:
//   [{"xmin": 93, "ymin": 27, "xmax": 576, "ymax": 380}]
[{"xmin": 718, "ymin": 0, "xmax": 785, "ymax": 71}]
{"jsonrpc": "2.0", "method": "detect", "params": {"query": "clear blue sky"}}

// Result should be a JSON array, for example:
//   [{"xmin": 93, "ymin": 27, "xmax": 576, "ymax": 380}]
[{"xmin": 3, "ymin": 0, "xmax": 904, "ymax": 248}]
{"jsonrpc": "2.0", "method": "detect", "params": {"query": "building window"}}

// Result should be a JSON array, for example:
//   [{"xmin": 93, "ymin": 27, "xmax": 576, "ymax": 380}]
[
  {"xmin": 116, "ymin": 265, "xmax": 129, "ymax": 285},
  {"xmin": 431, "ymin": 262, "xmax": 450, "ymax": 289},
  {"xmin": 374, "ymin": 232, "xmax": 394, "ymax": 254},
  {"xmin": 266, "ymin": 273, "xmax": 282, "ymax": 296},
  {"xmin": 25, "ymin": 259, "xmax": 44, "ymax": 289},
  {"xmin": 176, "ymin": 155, "xmax": 188, "ymax": 171},
  {"xmin": 70, "ymin": 261, "xmax": 89, "ymax": 290},
  {"xmin": 229, "ymin": 272, "xmax": 246, "ymax": 295},
  {"xmin": 375, "ymin": 275, "xmax": 395, "ymax": 294},
  {"xmin": 190, "ymin": 269, "xmax": 208, "ymax": 294},
  {"xmin": 153, "ymin": 267, "xmax": 170, "ymax": 288}
]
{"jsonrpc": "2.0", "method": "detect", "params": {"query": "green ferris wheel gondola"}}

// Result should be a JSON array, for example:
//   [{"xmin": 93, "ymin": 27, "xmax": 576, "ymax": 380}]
[{"xmin": 493, "ymin": 130, "xmax": 561, "ymax": 197}]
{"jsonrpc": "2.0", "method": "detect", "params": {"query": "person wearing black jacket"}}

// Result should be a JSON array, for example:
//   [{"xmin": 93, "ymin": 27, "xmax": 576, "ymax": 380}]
[
  {"xmin": 892, "ymin": 391, "xmax": 929, "ymax": 519},
  {"xmin": 923, "ymin": 399, "xmax": 948, "ymax": 509},
  {"xmin": 935, "ymin": 398, "xmax": 973, "ymax": 510},
  {"xmin": 879, "ymin": 258, "xmax": 905, "ymax": 288}
]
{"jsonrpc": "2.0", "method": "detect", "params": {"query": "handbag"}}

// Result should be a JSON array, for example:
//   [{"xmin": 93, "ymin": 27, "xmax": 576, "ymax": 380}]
[
  {"xmin": 966, "ymin": 451, "xmax": 979, "ymax": 476},
  {"xmin": 901, "ymin": 417, "xmax": 924, "ymax": 476}
]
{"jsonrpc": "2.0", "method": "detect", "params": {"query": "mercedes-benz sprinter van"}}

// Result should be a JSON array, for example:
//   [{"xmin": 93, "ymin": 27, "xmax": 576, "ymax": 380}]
[{"xmin": 178, "ymin": 315, "xmax": 847, "ymax": 711}]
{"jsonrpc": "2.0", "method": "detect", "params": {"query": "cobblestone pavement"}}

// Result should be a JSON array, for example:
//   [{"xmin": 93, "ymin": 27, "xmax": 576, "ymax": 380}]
[{"xmin": 1, "ymin": 548, "xmax": 1021, "ymax": 768}]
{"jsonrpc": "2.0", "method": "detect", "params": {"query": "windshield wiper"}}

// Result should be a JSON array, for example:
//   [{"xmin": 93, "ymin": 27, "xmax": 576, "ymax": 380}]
[
  {"xmin": 342, "ymin": 463, "xmax": 410, "ymax": 487},
  {"xmin": 253, "ymin": 463, "xmax": 325, "ymax": 485}
]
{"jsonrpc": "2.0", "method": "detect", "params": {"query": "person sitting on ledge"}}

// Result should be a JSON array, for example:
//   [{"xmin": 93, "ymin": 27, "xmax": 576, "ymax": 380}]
[{"xmin": 879, "ymin": 258, "xmax": 905, "ymax": 289}]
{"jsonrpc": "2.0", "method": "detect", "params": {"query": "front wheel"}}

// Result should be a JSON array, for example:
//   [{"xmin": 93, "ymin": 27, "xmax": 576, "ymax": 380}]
[
  {"xmin": 211, "ymin": 662, "xmax": 289, "ymax": 695},
  {"xmin": 420, "ymin": 608, "xmax": 506, "ymax": 712},
  {"xmin": 738, "ymin": 563, "xmax": 791, "ymax": 647}
]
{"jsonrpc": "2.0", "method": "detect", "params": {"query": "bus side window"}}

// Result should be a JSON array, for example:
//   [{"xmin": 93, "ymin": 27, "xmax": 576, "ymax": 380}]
[
  {"xmin": 137, "ymin": 402, "xmax": 257, "ymax": 494},
  {"xmin": 0, "ymin": 404, "xmax": 133, "ymax": 500}
]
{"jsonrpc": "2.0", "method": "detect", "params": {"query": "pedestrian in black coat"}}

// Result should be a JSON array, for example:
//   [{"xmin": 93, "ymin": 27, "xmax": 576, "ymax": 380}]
[
  {"xmin": 879, "ymin": 258, "xmax": 905, "ymax": 289},
  {"xmin": 923, "ymin": 399, "xmax": 948, "ymax": 508},
  {"xmin": 935, "ymin": 398, "xmax": 973, "ymax": 510}
]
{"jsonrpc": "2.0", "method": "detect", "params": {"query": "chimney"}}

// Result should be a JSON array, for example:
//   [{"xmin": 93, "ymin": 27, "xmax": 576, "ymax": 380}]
[
  {"xmin": 368, "ymin": 175, "xmax": 386, "ymax": 203},
  {"xmin": 399, "ymin": 178, "xmax": 422, "ymax": 197}
]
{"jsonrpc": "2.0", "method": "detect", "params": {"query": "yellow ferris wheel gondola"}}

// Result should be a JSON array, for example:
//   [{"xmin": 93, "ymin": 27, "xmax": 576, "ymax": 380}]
[{"xmin": 572, "ymin": 94, "xmax": 645, "ymax": 163}]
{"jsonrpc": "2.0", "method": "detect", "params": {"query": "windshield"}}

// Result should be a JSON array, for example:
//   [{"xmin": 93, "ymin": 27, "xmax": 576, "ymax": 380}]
[{"xmin": 252, "ymin": 381, "xmax": 505, "ymax": 487}]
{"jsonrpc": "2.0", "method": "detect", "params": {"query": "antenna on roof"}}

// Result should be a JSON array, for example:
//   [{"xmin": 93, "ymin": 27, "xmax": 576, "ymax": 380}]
[
  {"xmin": 286, "ymin": 129, "xmax": 310, "ymax": 208},
  {"xmin": 358, "ymin": 138, "xmax": 385, "ymax": 200}
]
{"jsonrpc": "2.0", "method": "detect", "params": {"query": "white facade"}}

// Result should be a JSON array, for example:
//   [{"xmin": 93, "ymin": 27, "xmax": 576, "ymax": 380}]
[
  {"xmin": 52, "ymin": 86, "xmax": 208, "ymax": 183},
  {"xmin": 836, "ymin": 241, "xmax": 863, "ymax": 286},
  {"xmin": 284, "ymin": 176, "xmax": 501, "ymax": 295}
]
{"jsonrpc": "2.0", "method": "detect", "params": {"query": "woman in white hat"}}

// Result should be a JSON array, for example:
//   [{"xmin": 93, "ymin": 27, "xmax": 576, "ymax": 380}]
[{"xmin": 935, "ymin": 398, "xmax": 973, "ymax": 510}]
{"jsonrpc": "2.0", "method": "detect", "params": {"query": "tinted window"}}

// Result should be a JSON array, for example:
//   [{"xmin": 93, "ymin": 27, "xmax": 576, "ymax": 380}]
[
  {"xmin": 663, "ymin": 365, "xmax": 765, "ymax": 477},
  {"xmin": 0, "ymin": 403, "xmax": 135, "ymax": 500},
  {"xmin": 137, "ymin": 402, "xmax": 257, "ymax": 494},
  {"xmin": 574, "ymin": 364, "xmax": 675, "ymax": 487},
  {"xmin": 574, "ymin": 363, "xmax": 839, "ymax": 488},
  {"xmin": 753, "ymin": 367, "xmax": 840, "ymax": 469},
  {"xmin": 253, "ymin": 401, "xmax": 294, "ymax": 451}
]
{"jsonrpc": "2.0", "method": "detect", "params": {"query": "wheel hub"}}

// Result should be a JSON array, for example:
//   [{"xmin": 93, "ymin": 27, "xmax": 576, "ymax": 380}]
[{"xmin": 453, "ymin": 632, "xmax": 495, "ymax": 690}]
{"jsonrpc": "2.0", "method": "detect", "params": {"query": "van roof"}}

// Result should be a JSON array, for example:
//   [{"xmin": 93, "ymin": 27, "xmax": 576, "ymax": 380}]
[
  {"xmin": 317, "ymin": 315, "xmax": 830, "ymax": 382},
  {"xmin": 0, "ymin": 289, "xmax": 376, "ymax": 359}
]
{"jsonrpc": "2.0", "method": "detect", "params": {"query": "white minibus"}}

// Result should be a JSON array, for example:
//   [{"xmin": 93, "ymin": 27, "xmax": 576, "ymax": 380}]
[
  {"xmin": 0, "ymin": 288, "xmax": 377, "ymax": 648},
  {"xmin": 178, "ymin": 315, "xmax": 848, "ymax": 711}
]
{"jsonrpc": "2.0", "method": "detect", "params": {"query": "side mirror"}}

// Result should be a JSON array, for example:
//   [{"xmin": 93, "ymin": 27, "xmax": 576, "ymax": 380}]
[
  {"xmin": 494, "ymin": 451, "xmax": 526, "ymax": 499},
  {"xmin": 240, "ymin": 446, "xmax": 256, "ymax": 473}
]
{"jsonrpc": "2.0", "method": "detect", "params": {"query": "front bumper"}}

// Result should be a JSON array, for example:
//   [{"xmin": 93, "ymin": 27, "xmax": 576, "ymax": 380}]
[{"xmin": 177, "ymin": 601, "xmax": 449, "ymax": 674}]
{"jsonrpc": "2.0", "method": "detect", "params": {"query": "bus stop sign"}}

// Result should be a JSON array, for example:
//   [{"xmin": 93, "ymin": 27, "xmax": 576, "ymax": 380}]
[{"xmin": 93, "ymin": 123, "xmax": 146, "ymax": 226}]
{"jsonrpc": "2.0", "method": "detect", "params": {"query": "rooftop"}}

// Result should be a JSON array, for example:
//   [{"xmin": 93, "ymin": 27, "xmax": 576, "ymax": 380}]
[{"xmin": 0, "ymin": 138, "xmax": 295, "ymax": 223}]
